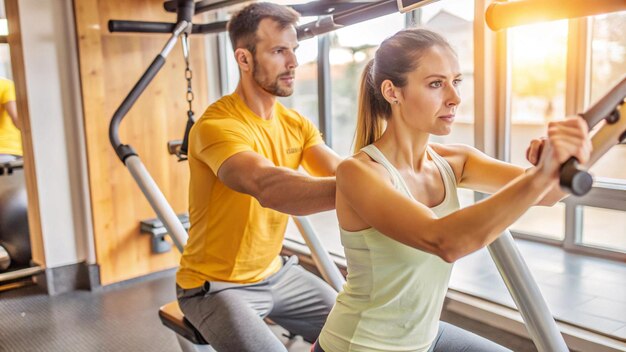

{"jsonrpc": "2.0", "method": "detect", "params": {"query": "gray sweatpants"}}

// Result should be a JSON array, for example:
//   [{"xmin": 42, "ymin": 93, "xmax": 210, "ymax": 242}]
[
  {"xmin": 428, "ymin": 321, "xmax": 511, "ymax": 351},
  {"xmin": 313, "ymin": 321, "xmax": 511, "ymax": 351},
  {"xmin": 177, "ymin": 256, "xmax": 337, "ymax": 352}
]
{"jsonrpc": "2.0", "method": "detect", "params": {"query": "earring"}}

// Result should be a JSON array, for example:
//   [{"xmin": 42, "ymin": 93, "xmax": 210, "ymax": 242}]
[{"xmin": 393, "ymin": 100, "xmax": 399, "ymax": 105}]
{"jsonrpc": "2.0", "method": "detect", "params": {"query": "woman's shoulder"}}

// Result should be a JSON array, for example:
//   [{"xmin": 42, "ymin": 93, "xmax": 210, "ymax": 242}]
[{"xmin": 337, "ymin": 152, "xmax": 393, "ymax": 186}]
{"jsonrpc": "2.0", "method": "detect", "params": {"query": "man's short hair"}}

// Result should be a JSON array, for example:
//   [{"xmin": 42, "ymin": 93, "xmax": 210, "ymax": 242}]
[{"xmin": 227, "ymin": 2, "xmax": 300, "ymax": 55}]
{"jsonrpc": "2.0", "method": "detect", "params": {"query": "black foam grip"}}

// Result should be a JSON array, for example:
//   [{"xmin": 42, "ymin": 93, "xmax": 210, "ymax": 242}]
[{"xmin": 559, "ymin": 158, "xmax": 593, "ymax": 196}]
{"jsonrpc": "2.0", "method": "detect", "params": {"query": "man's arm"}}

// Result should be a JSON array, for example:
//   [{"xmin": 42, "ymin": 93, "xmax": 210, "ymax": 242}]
[
  {"xmin": 217, "ymin": 151, "xmax": 335, "ymax": 216},
  {"xmin": 4, "ymin": 101, "xmax": 19, "ymax": 130},
  {"xmin": 301, "ymin": 144, "xmax": 342, "ymax": 177}
]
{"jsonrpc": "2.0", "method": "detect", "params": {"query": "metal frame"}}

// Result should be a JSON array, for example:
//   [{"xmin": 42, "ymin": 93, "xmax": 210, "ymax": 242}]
[
  {"xmin": 487, "ymin": 231, "xmax": 569, "ymax": 352},
  {"xmin": 563, "ymin": 182, "xmax": 626, "ymax": 261},
  {"xmin": 317, "ymin": 33, "xmax": 332, "ymax": 146}
]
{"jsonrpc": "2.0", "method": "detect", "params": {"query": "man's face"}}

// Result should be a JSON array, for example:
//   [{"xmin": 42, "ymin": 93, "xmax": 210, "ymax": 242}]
[{"xmin": 250, "ymin": 19, "xmax": 299, "ymax": 97}]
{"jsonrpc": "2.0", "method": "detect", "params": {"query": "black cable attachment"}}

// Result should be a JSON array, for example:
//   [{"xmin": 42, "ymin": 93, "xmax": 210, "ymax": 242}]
[{"xmin": 115, "ymin": 144, "xmax": 138, "ymax": 163}]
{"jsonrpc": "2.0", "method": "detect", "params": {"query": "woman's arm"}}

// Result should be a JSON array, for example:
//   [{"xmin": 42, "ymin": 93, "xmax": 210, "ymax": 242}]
[
  {"xmin": 337, "ymin": 117, "xmax": 590, "ymax": 262},
  {"xmin": 337, "ymin": 158, "xmax": 552, "ymax": 263},
  {"xmin": 441, "ymin": 118, "xmax": 591, "ymax": 206},
  {"xmin": 434, "ymin": 143, "xmax": 525, "ymax": 194}
]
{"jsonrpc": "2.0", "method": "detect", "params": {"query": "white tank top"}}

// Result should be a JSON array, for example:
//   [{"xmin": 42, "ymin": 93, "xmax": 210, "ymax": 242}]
[{"xmin": 319, "ymin": 144, "xmax": 460, "ymax": 352}]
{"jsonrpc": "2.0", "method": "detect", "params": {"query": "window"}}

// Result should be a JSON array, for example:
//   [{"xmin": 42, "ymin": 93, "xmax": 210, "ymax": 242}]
[
  {"xmin": 589, "ymin": 13, "xmax": 626, "ymax": 104},
  {"xmin": 502, "ymin": 12, "xmax": 626, "ymax": 259},
  {"xmin": 587, "ymin": 11, "xmax": 626, "ymax": 183},
  {"xmin": 514, "ymin": 204, "xmax": 566, "ymax": 241},
  {"xmin": 569, "ymin": 12, "xmax": 626, "ymax": 257},
  {"xmin": 581, "ymin": 206, "xmax": 626, "ymax": 253},
  {"xmin": 507, "ymin": 21, "xmax": 568, "ymax": 240},
  {"xmin": 219, "ymin": 30, "xmax": 239, "ymax": 95},
  {"xmin": 0, "ymin": 18, "xmax": 10, "ymax": 79}
]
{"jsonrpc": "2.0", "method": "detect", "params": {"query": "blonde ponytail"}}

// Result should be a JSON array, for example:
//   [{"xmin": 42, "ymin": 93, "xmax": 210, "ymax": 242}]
[{"xmin": 353, "ymin": 60, "xmax": 387, "ymax": 153}]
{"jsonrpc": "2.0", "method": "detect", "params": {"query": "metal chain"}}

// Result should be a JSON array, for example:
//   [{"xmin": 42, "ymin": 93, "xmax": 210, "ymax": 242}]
[{"xmin": 182, "ymin": 33, "xmax": 194, "ymax": 116}]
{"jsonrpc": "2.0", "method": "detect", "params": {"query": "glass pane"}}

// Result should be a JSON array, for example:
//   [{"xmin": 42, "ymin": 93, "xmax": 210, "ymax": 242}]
[
  {"xmin": 509, "ymin": 21, "xmax": 568, "ymax": 168},
  {"xmin": 589, "ymin": 11, "xmax": 626, "ymax": 104},
  {"xmin": 511, "ymin": 203, "xmax": 566, "ymax": 241},
  {"xmin": 0, "ymin": 44, "xmax": 10, "ymax": 79},
  {"xmin": 329, "ymin": 13, "xmax": 405, "ymax": 157},
  {"xmin": 588, "ymin": 144, "xmax": 626, "ymax": 182},
  {"xmin": 278, "ymin": 36, "xmax": 319, "ymax": 127},
  {"xmin": 420, "ymin": 0, "xmax": 475, "ymax": 147},
  {"xmin": 581, "ymin": 207, "xmax": 626, "ymax": 252},
  {"xmin": 0, "ymin": 18, "xmax": 10, "ymax": 79},
  {"xmin": 220, "ymin": 32, "xmax": 240, "ymax": 95},
  {"xmin": 284, "ymin": 210, "xmax": 343, "ymax": 257},
  {"xmin": 588, "ymin": 11, "xmax": 626, "ymax": 183},
  {"xmin": 507, "ymin": 21, "xmax": 568, "ymax": 240}
]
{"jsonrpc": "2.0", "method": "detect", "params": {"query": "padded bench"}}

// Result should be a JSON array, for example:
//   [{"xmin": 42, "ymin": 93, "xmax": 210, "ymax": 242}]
[{"xmin": 159, "ymin": 301, "xmax": 214, "ymax": 351}]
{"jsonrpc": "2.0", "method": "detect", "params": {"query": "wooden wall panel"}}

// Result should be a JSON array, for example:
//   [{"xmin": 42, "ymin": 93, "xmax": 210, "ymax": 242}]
[
  {"xmin": 5, "ymin": 0, "xmax": 45, "ymax": 266},
  {"xmin": 74, "ymin": 0, "xmax": 209, "ymax": 285}
]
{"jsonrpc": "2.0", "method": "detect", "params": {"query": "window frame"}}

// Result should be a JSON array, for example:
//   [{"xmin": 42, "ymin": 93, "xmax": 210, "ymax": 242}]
[{"xmin": 502, "ymin": 15, "xmax": 626, "ymax": 260}]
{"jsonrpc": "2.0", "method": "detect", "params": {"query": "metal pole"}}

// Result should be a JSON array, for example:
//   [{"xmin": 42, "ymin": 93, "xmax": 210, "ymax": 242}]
[
  {"xmin": 293, "ymin": 216, "xmax": 345, "ymax": 292},
  {"xmin": 126, "ymin": 156, "xmax": 188, "ymax": 252},
  {"xmin": 488, "ymin": 231, "xmax": 569, "ymax": 352},
  {"xmin": 317, "ymin": 33, "xmax": 332, "ymax": 146}
]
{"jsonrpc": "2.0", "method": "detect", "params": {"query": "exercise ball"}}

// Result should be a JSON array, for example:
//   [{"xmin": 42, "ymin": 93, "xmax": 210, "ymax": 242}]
[
  {"xmin": 0, "ymin": 244, "xmax": 9, "ymax": 270},
  {"xmin": 0, "ymin": 186, "xmax": 31, "ymax": 267}
]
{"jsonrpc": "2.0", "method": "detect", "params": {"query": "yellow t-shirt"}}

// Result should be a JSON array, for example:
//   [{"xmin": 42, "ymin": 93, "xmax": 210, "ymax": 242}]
[
  {"xmin": 0, "ymin": 78, "xmax": 21, "ymax": 156},
  {"xmin": 176, "ymin": 93, "xmax": 324, "ymax": 288}
]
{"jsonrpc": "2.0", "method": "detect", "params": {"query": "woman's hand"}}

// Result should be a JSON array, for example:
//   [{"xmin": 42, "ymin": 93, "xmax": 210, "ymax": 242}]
[{"xmin": 529, "ymin": 116, "xmax": 592, "ymax": 179}]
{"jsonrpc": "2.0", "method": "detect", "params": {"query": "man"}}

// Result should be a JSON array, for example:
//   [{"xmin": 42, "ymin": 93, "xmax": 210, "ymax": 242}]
[
  {"xmin": 176, "ymin": 3, "xmax": 341, "ymax": 351},
  {"xmin": 0, "ymin": 77, "xmax": 21, "ymax": 163}
]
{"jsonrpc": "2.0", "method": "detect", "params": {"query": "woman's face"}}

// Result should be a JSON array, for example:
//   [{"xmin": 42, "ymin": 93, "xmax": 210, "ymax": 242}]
[{"xmin": 397, "ymin": 45, "xmax": 462, "ymax": 136}]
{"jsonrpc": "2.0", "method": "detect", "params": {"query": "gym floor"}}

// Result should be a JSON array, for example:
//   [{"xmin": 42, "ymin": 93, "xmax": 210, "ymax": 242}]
[{"xmin": 0, "ymin": 270, "xmax": 538, "ymax": 352}]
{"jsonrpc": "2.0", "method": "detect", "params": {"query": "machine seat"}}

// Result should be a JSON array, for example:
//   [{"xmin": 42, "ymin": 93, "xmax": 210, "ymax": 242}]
[{"xmin": 159, "ymin": 301, "xmax": 208, "ymax": 345}]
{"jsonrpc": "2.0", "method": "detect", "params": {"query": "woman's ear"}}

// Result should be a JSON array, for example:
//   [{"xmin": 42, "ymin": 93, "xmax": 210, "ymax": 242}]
[
  {"xmin": 380, "ymin": 80, "xmax": 399, "ymax": 105},
  {"xmin": 235, "ymin": 48, "xmax": 252, "ymax": 72}
]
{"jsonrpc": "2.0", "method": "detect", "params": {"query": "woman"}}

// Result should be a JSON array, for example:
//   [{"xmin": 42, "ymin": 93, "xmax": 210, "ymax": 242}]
[{"xmin": 314, "ymin": 28, "xmax": 590, "ymax": 352}]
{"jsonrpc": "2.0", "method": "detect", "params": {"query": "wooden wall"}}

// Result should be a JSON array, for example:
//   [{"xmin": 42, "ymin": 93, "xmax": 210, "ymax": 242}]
[
  {"xmin": 5, "ymin": 0, "xmax": 45, "ymax": 266},
  {"xmin": 74, "ymin": 0, "xmax": 210, "ymax": 285}
]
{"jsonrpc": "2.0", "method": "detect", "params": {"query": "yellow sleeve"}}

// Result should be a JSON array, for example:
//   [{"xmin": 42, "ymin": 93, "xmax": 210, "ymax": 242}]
[
  {"xmin": 0, "ymin": 79, "xmax": 16, "ymax": 105},
  {"xmin": 192, "ymin": 119, "xmax": 254, "ymax": 174},
  {"xmin": 299, "ymin": 113, "xmax": 324, "ymax": 151}
]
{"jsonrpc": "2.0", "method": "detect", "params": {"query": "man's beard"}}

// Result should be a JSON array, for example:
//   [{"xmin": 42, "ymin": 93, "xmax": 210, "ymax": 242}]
[{"xmin": 252, "ymin": 56, "xmax": 295, "ymax": 97}]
